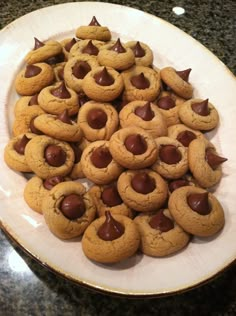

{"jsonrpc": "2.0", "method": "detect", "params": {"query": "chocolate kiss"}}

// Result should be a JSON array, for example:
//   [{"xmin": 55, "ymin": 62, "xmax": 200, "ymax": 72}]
[
  {"xmin": 82, "ymin": 40, "xmax": 99, "ymax": 56},
  {"xmin": 187, "ymin": 192, "xmax": 211, "ymax": 215},
  {"xmin": 28, "ymin": 93, "xmax": 39, "ymax": 105},
  {"xmin": 51, "ymin": 82, "xmax": 71, "ymax": 99},
  {"xmin": 64, "ymin": 38, "xmax": 77, "ymax": 52},
  {"xmin": 94, "ymin": 67, "xmax": 114, "ymax": 86},
  {"xmin": 29, "ymin": 117, "xmax": 43, "ymax": 135},
  {"xmin": 60, "ymin": 194, "xmax": 86, "ymax": 220},
  {"xmin": 168, "ymin": 179, "xmax": 189, "ymax": 193},
  {"xmin": 88, "ymin": 16, "xmax": 101, "ymax": 26},
  {"xmin": 132, "ymin": 41, "xmax": 145, "ymax": 58},
  {"xmin": 72, "ymin": 61, "xmax": 91, "ymax": 79},
  {"xmin": 157, "ymin": 96, "xmax": 175, "ymax": 110},
  {"xmin": 131, "ymin": 172, "xmax": 156, "ymax": 194},
  {"xmin": 57, "ymin": 109, "xmax": 72, "ymax": 125},
  {"xmin": 46, "ymin": 53, "xmax": 65, "ymax": 65},
  {"xmin": 78, "ymin": 93, "xmax": 90, "ymax": 107},
  {"xmin": 97, "ymin": 211, "xmax": 124, "ymax": 241},
  {"xmin": 159, "ymin": 145, "xmax": 182, "ymax": 164},
  {"xmin": 134, "ymin": 102, "xmax": 154, "ymax": 121},
  {"xmin": 14, "ymin": 135, "xmax": 30, "ymax": 155},
  {"xmin": 149, "ymin": 209, "xmax": 174, "ymax": 232},
  {"xmin": 205, "ymin": 149, "xmax": 227, "ymax": 170},
  {"xmin": 176, "ymin": 68, "xmax": 191, "ymax": 82},
  {"xmin": 90, "ymin": 147, "xmax": 112, "ymax": 168},
  {"xmin": 44, "ymin": 145, "xmax": 66, "ymax": 167},
  {"xmin": 177, "ymin": 130, "xmax": 196, "ymax": 147},
  {"xmin": 33, "ymin": 37, "xmax": 45, "ymax": 50},
  {"xmin": 43, "ymin": 175, "xmax": 65, "ymax": 190},
  {"xmin": 191, "ymin": 99, "xmax": 210, "ymax": 116},
  {"xmin": 124, "ymin": 134, "xmax": 147, "ymax": 155},
  {"xmin": 101, "ymin": 185, "xmax": 123, "ymax": 207},
  {"xmin": 87, "ymin": 108, "xmax": 107, "ymax": 129},
  {"xmin": 70, "ymin": 143, "xmax": 82, "ymax": 163},
  {"xmin": 25, "ymin": 65, "xmax": 42, "ymax": 78},
  {"xmin": 110, "ymin": 38, "xmax": 126, "ymax": 53},
  {"xmin": 130, "ymin": 72, "xmax": 150, "ymax": 89}
]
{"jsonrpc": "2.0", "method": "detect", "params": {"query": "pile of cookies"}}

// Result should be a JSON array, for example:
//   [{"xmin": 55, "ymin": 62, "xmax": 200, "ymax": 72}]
[{"xmin": 4, "ymin": 17, "xmax": 227, "ymax": 264}]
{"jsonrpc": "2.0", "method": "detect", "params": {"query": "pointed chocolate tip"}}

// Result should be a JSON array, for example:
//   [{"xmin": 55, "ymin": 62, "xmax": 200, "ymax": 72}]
[
  {"xmin": 89, "ymin": 16, "xmax": 101, "ymax": 26},
  {"xmin": 97, "ymin": 211, "xmax": 124, "ymax": 241},
  {"xmin": 205, "ymin": 149, "xmax": 227, "ymax": 170},
  {"xmin": 34, "ymin": 37, "xmax": 45, "ymax": 50},
  {"xmin": 134, "ymin": 101, "xmax": 154, "ymax": 121},
  {"xmin": 176, "ymin": 68, "xmax": 191, "ymax": 82},
  {"xmin": 51, "ymin": 81, "xmax": 71, "ymax": 99},
  {"xmin": 191, "ymin": 99, "xmax": 210, "ymax": 116},
  {"xmin": 132, "ymin": 41, "xmax": 145, "ymax": 57},
  {"xmin": 187, "ymin": 192, "xmax": 211, "ymax": 215},
  {"xmin": 94, "ymin": 67, "xmax": 115, "ymax": 86},
  {"xmin": 110, "ymin": 38, "xmax": 126, "ymax": 53},
  {"xmin": 14, "ymin": 135, "xmax": 30, "ymax": 155},
  {"xmin": 130, "ymin": 72, "xmax": 150, "ymax": 89},
  {"xmin": 57, "ymin": 109, "xmax": 72, "ymax": 125}
]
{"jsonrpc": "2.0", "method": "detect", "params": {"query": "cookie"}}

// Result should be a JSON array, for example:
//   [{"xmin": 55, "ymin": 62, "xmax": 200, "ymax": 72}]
[
  {"xmin": 159, "ymin": 90, "xmax": 187, "ymax": 106},
  {"xmin": 151, "ymin": 136, "xmax": 188, "ymax": 179},
  {"xmin": 97, "ymin": 38, "xmax": 135, "ymax": 70},
  {"xmin": 178, "ymin": 98, "xmax": 219, "ymax": 131},
  {"xmin": 69, "ymin": 39, "xmax": 104, "ymax": 58},
  {"xmin": 23, "ymin": 175, "xmax": 67, "ymax": 214},
  {"xmin": 4, "ymin": 133, "xmax": 36, "ymax": 172},
  {"xmin": 77, "ymin": 100, "xmax": 119, "ymax": 141},
  {"xmin": 119, "ymin": 101, "xmax": 167, "ymax": 138},
  {"xmin": 82, "ymin": 211, "xmax": 140, "ymax": 263},
  {"xmin": 82, "ymin": 66, "xmax": 124, "ymax": 102},
  {"xmin": 117, "ymin": 169, "xmax": 168, "ymax": 212},
  {"xmin": 75, "ymin": 16, "xmax": 111, "ymax": 41},
  {"xmin": 80, "ymin": 140, "xmax": 124, "ymax": 185},
  {"xmin": 89, "ymin": 184, "xmax": 133, "ymax": 218},
  {"xmin": 42, "ymin": 181, "xmax": 96, "ymax": 239},
  {"xmin": 125, "ymin": 41, "xmax": 153, "ymax": 67},
  {"xmin": 134, "ymin": 209, "xmax": 190, "ymax": 257},
  {"xmin": 24, "ymin": 37, "xmax": 62, "ymax": 64},
  {"xmin": 14, "ymin": 94, "xmax": 39, "ymax": 117},
  {"xmin": 122, "ymin": 65, "xmax": 161, "ymax": 102},
  {"xmin": 160, "ymin": 67, "xmax": 193, "ymax": 99},
  {"xmin": 33, "ymin": 110, "xmax": 83, "ymax": 142},
  {"xmin": 168, "ymin": 173, "xmax": 200, "ymax": 194},
  {"xmin": 64, "ymin": 55, "xmax": 99, "ymax": 92},
  {"xmin": 188, "ymin": 138, "xmax": 227, "ymax": 188},
  {"xmin": 25, "ymin": 135, "xmax": 74, "ymax": 179},
  {"xmin": 167, "ymin": 123, "xmax": 206, "ymax": 147},
  {"xmin": 38, "ymin": 81, "xmax": 79, "ymax": 115},
  {"xmin": 53, "ymin": 62, "xmax": 66, "ymax": 81},
  {"xmin": 12, "ymin": 105, "xmax": 45, "ymax": 136},
  {"xmin": 69, "ymin": 142, "xmax": 86, "ymax": 180},
  {"xmin": 15, "ymin": 63, "xmax": 54, "ymax": 96},
  {"xmin": 168, "ymin": 186, "xmax": 225, "ymax": 237},
  {"xmin": 156, "ymin": 94, "xmax": 181, "ymax": 127}
]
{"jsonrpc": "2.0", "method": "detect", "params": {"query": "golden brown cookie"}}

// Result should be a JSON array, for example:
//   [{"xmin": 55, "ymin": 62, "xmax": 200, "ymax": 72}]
[
  {"xmin": 134, "ymin": 209, "xmax": 190, "ymax": 256},
  {"xmin": 53, "ymin": 62, "xmax": 66, "ymax": 81},
  {"xmin": 151, "ymin": 136, "xmax": 188, "ymax": 179},
  {"xmin": 64, "ymin": 55, "xmax": 99, "ymax": 92},
  {"xmin": 77, "ymin": 101, "xmax": 119, "ymax": 141},
  {"xmin": 160, "ymin": 67, "xmax": 193, "ymax": 99},
  {"xmin": 119, "ymin": 101, "xmax": 167, "ymax": 138},
  {"xmin": 23, "ymin": 175, "xmax": 68, "ymax": 214},
  {"xmin": 82, "ymin": 211, "xmax": 140, "ymax": 263},
  {"xmin": 75, "ymin": 16, "xmax": 111, "ymax": 41},
  {"xmin": 25, "ymin": 135, "xmax": 74, "ymax": 179},
  {"xmin": 33, "ymin": 110, "xmax": 83, "ymax": 142},
  {"xmin": 38, "ymin": 81, "xmax": 79, "ymax": 115},
  {"xmin": 122, "ymin": 65, "xmax": 161, "ymax": 102},
  {"xmin": 24, "ymin": 38, "xmax": 62, "ymax": 64},
  {"xmin": 80, "ymin": 140, "xmax": 124, "ymax": 185},
  {"xmin": 89, "ymin": 184, "xmax": 133, "ymax": 218},
  {"xmin": 117, "ymin": 169, "xmax": 168, "ymax": 212},
  {"xmin": 97, "ymin": 38, "xmax": 135, "ymax": 70},
  {"xmin": 15, "ymin": 63, "xmax": 54, "ymax": 96},
  {"xmin": 4, "ymin": 133, "xmax": 36, "ymax": 172},
  {"xmin": 109, "ymin": 126, "xmax": 158, "ymax": 169},
  {"xmin": 188, "ymin": 138, "xmax": 227, "ymax": 188},
  {"xmin": 167, "ymin": 123, "xmax": 206, "ymax": 147},
  {"xmin": 69, "ymin": 39, "xmax": 104, "ymax": 58},
  {"xmin": 69, "ymin": 142, "xmax": 86, "ymax": 180},
  {"xmin": 178, "ymin": 98, "xmax": 219, "ymax": 131},
  {"xmin": 168, "ymin": 186, "xmax": 225, "ymax": 237},
  {"xmin": 82, "ymin": 66, "xmax": 124, "ymax": 102},
  {"xmin": 12, "ymin": 105, "xmax": 45, "ymax": 136},
  {"xmin": 42, "ymin": 181, "xmax": 96, "ymax": 239},
  {"xmin": 14, "ymin": 94, "xmax": 40, "ymax": 117},
  {"xmin": 125, "ymin": 41, "xmax": 153, "ymax": 66}
]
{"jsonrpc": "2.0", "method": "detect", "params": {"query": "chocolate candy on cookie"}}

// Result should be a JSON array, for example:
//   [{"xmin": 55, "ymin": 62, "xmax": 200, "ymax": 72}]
[{"xmin": 75, "ymin": 16, "xmax": 111, "ymax": 41}]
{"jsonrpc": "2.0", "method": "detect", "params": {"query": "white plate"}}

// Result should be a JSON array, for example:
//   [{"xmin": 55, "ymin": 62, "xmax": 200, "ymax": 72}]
[{"xmin": 0, "ymin": 2, "xmax": 236, "ymax": 297}]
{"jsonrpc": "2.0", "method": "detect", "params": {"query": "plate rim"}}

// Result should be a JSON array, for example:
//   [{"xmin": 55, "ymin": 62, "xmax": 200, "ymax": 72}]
[{"xmin": 1, "ymin": 1, "xmax": 236, "ymax": 298}]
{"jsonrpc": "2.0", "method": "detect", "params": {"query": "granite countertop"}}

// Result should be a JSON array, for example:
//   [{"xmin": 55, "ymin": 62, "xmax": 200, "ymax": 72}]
[{"xmin": 0, "ymin": 1, "xmax": 236, "ymax": 315}]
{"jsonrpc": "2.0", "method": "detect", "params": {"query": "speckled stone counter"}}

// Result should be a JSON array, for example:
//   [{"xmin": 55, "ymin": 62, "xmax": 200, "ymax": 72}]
[{"xmin": 0, "ymin": 1, "xmax": 236, "ymax": 315}]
